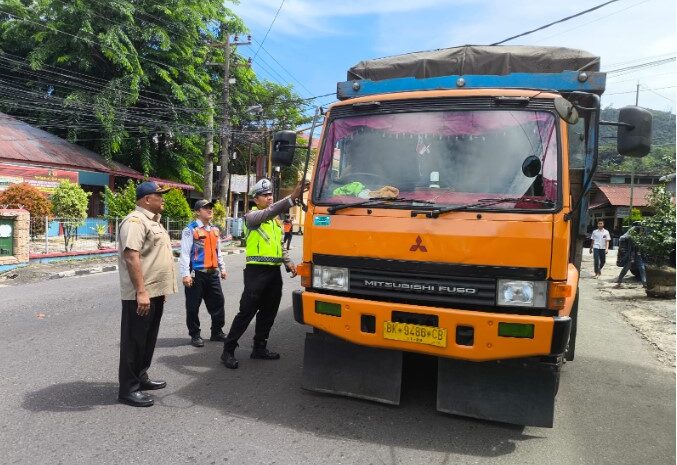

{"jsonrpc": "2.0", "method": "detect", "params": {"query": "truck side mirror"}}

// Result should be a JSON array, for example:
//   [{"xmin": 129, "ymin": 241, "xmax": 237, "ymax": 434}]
[
  {"xmin": 272, "ymin": 131, "xmax": 297, "ymax": 167},
  {"xmin": 617, "ymin": 106, "xmax": 652, "ymax": 157}
]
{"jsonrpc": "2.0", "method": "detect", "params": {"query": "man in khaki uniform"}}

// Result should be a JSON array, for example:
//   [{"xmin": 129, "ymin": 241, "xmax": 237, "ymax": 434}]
[{"xmin": 117, "ymin": 181, "xmax": 178, "ymax": 407}]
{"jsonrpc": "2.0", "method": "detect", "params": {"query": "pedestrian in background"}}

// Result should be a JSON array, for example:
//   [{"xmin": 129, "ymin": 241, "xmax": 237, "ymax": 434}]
[
  {"xmin": 117, "ymin": 182, "xmax": 177, "ymax": 407},
  {"xmin": 615, "ymin": 226, "xmax": 647, "ymax": 288},
  {"xmin": 590, "ymin": 219, "xmax": 611, "ymax": 278},
  {"xmin": 283, "ymin": 216, "xmax": 293, "ymax": 251},
  {"xmin": 221, "ymin": 178, "xmax": 308, "ymax": 369},
  {"xmin": 179, "ymin": 199, "xmax": 228, "ymax": 347}
]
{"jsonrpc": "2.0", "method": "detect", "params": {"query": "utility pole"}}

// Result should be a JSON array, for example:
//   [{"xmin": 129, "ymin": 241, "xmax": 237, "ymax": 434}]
[
  {"xmin": 203, "ymin": 95, "xmax": 214, "ymax": 201},
  {"xmin": 209, "ymin": 29, "xmax": 251, "ymax": 215},
  {"xmin": 629, "ymin": 82, "xmax": 639, "ymax": 216},
  {"xmin": 245, "ymin": 141, "xmax": 253, "ymax": 213}
]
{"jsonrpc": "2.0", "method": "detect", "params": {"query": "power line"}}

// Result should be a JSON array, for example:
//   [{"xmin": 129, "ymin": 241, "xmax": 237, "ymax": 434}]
[
  {"xmin": 604, "ymin": 85, "xmax": 676, "ymax": 95},
  {"xmin": 534, "ymin": 0, "xmax": 653, "ymax": 43},
  {"xmin": 491, "ymin": 0, "xmax": 621, "ymax": 45},
  {"xmin": 251, "ymin": 38, "xmax": 314, "ymax": 97},
  {"xmin": 640, "ymin": 84, "xmax": 676, "ymax": 103},
  {"xmin": 252, "ymin": 0, "xmax": 285, "ymax": 60},
  {"xmin": 605, "ymin": 57, "xmax": 676, "ymax": 75}
]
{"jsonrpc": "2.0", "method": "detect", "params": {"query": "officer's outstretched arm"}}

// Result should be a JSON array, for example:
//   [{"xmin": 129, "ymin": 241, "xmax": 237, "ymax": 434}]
[{"xmin": 244, "ymin": 196, "xmax": 295, "ymax": 230}]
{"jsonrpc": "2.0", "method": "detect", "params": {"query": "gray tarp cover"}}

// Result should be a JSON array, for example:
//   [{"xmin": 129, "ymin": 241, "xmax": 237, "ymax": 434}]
[{"xmin": 347, "ymin": 45, "xmax": 600, "ymax": 81}]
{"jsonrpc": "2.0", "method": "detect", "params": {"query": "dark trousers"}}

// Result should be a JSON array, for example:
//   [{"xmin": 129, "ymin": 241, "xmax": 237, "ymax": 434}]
[
  {"xmin": 593, "ymin": 248, "xmax": 607, "ymax": 274},
  {"xmin": 223, "ymin": 265, "xmax": 283, "ymax": 352},
  {"xmin": 618, "ymin": 252, "xmax": 647, "ymax": 285},
  {"xmin": 283, "ymin": 232, "xmax": 292, "ymax": 250},
  {"xmin": 119, "ymin": 296, "xmax": 164, "ymax": 396},
  {"xmin": 185, "ymin": 271, "xmax": 225, "ymax": 337}
]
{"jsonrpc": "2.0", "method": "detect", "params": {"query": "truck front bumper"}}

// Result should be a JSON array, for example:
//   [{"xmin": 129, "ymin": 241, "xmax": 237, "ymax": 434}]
[{"xmin": 292, "ymin": 290, "xmax": 571, "ymax": 362}]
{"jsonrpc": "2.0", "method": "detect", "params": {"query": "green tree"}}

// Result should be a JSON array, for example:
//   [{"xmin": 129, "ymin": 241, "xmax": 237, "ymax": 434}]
[
  {"xmin": 635, "ymin": 185, "xmax": 676, "ymax": 266},
  {"xmin": 0, "ymin": 183, "xmax": 52, "ymax": 237},
  {"xmin": 0, "ymin": 0, "xmax": 244, "ymax": 188},
  {"xmin": 50, "ymin": 181, "xmax": 91, "ymax": 251},
  {"xmin": 102, "ymin": 179, "xmax": 137, "ymax": 219},
  {"xmin": 162, "ymin": 188, "xmax": 191, "ymax": 222},
  {"xmin": 211, "ymin": 200, "xmax": 226, "ymax": 229},
  {"xmin": 622, "ymin": 208, "xmax": 643, "ymax": 227}
]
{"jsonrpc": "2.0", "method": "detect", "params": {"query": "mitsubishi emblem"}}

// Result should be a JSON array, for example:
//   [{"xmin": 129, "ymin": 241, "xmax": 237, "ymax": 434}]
[{"xmin": 410, "ymin": 236, "xmax": 427, "ymax": 252}]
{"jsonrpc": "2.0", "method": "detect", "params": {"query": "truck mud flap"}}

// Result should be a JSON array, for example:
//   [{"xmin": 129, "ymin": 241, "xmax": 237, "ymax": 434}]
[
  {"xmin": 302, "ymin": 331, "xmax": 403, "ymax": 405},
  {"xmin": 437, "ymin": 358, "xmax": 559, "ymax": 428}
]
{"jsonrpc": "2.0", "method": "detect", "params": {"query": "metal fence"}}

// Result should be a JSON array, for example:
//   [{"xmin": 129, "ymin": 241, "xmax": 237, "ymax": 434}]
[{"xmin": 29, "ymin": 217, "xmax": 193, "ymax": 255}]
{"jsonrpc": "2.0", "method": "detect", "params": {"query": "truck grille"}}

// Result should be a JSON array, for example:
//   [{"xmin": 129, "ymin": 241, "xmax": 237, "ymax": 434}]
[{"xmin": 313, "ymin": 254, "xmax": 548, "ymax": 312}]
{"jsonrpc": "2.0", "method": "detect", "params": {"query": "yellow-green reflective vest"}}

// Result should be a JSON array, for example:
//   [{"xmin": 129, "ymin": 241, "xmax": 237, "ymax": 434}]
[{"xmin": 245, "ymin": 207, "xmax": 283, "ymax": 265}]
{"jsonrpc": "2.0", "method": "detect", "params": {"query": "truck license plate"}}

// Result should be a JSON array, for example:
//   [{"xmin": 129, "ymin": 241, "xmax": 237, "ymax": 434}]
[{"xmin": 383, "ymin": 321, "xmax": 447, "ymax": 348}]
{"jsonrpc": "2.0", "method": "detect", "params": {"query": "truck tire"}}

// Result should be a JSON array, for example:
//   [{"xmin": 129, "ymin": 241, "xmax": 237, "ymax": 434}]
[{"xmin": 564, "ymin": 291, "xmax": 579, "ymax": 362}]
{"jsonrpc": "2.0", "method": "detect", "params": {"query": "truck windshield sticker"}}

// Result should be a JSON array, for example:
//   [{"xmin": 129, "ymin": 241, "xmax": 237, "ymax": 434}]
[{"xmin": 314, "ymin": 215, "xmax": 331, "ymax": 227}]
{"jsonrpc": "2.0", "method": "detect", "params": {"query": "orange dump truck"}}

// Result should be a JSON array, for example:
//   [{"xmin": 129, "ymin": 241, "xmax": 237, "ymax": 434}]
[{"xmin": 272, "ymin": 46, "xmax": 652, "ymax": 427}]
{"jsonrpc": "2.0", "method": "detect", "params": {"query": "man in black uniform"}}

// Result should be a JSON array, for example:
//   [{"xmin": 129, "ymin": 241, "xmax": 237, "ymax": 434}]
[
  {"xmin": 221, "ymin": 178, "xmax": 307, "ymax": 369},
  {"xmin": 179, "ymin": 200, "xmax": 228, "ymax": 347}
]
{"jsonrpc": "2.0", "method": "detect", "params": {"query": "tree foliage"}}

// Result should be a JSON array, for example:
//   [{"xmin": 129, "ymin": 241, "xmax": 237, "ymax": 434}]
[
  {"xmin": 162, "ymin": 188, "xmax": 191, "ymax": 222},
  {"xmin": 211, "ymin": 200, "xmax": 226, "ymax": 229},
  {"xmin": 635, "ymin": 185, "xmax": 676, "ymax": 266},
  {"xmin": 50, "ymin": 180, "xmax": 91, "ymax": 250},
  {"xmin": 598, "ymin": 107, "xmax": 676, "ymax": 174},
  {"xmin": 0, "ymin": 0, "xmax": 310, "ymax": 193},
  {"xmin": 102, "ymin": 179, "xmax": 137, "ymax": 219},
  {"xmin": 0, "ymin": 182, "xmax": 52, "ymax": 236}
]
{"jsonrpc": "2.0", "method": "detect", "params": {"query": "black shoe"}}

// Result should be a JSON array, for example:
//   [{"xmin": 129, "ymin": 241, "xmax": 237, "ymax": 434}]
[
  {"xmin": 191, "ymin": 336, "xmax": 204, "ymax": 347},
  {"xmin": 118, "ymin": 391, "xmax": 153, "ymax": 407},
  {"xmin": 210, "ymin": 332, "xmax": 227, "ymax": 342},
  {"xmin": 140, "ymin": 379, "xmax": 166, "ymax": 390},
  {"xmin": 221, "ymin": 351, "xmax": 239, "ymax": 369},
  {"xmin": 251, "ymin": 346, "xmax": 280, "ymax": 360}
]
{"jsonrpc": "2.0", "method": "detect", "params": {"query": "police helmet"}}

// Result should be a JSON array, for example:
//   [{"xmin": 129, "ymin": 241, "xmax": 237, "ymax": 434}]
[{"xmin": 250, "ymin": 178, "xmax": 273, "ymax": 197}]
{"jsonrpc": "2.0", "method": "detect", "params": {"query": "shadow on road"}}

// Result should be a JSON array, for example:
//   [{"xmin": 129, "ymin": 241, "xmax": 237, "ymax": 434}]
[
  {"xmin": 22, "ymin": 382, "xmax": 118, "ymax": 412},
  {"xmin": 156, "ymin": 337, "xmax": 191, "ymax": 348},
  {"xmin": 155, "ymin": 345, "xmax": 539, "ymax": 458}
]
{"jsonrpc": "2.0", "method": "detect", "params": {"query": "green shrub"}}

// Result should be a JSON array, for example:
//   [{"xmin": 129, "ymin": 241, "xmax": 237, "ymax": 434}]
[
  {"xmin": 0, "ymin": 183, "xmax": 52, "ymax": 237},
  {"xmin": 102, "ymin": 180, "xmax": 136, "ymax": 219},
  {"xmin": 51, "ymin": 181, "xmax": 91, "ymax": 251},
  {"xmin": 635, "ymin": 186, "xmax": 676, "ymax": 267},
  {"xmin": 162, "ymin": 188, "xmax": 192, "ymax": 222}
]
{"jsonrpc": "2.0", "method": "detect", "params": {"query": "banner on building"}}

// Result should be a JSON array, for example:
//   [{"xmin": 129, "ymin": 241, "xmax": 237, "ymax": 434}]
[{"xmin": 0, "ymin": 163, "xmax": 79, "ymax": 193}]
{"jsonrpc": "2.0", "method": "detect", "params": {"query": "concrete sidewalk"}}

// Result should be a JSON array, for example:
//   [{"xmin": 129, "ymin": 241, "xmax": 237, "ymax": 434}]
[{"xmin": 581, "ymin": 249, "xmax": 676, "ymax": 368}]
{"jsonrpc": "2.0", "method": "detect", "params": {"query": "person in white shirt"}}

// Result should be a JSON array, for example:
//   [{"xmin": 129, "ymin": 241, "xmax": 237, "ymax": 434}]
[
  {"xmin": 179, "ymin": 200, "xmax": 228, "ymax": 347},
  {"xmin": 589, "ymin": 220, "xmax": 611, "ymax": 277}
]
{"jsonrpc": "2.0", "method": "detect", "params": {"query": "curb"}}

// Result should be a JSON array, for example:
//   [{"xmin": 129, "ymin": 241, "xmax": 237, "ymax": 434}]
[
  {"xmin": 49, "ymin": 265, "xmax": 118, "ymax": 280},
  {"xmin": 223, "ymin": 249, "xmax": 245, "ymax": 255}
]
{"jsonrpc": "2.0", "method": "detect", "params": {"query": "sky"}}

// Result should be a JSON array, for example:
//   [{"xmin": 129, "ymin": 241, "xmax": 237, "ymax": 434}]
[{"xmin": 231, "ymin": 0, "xmax": 676, "ymax": 114}]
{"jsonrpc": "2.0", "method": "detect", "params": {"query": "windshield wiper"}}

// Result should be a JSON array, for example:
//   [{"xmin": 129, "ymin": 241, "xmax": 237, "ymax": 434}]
[
  {"xmin": 435, "ymin": 197, "xmax": 556, "ymax": 215},
  {"xmin": 327, "ymin": 197, "xmax": 433, "ymax": 214}
]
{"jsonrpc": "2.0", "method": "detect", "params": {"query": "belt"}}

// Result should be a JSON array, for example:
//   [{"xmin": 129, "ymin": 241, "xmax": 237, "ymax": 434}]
[{"xmin": 196, "ymin": 268, "xmax": 220, "ymax": 274}]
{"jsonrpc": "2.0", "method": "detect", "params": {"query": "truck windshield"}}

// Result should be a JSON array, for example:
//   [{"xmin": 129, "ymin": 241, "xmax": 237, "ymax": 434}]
[{"xmin": 314, "ymin": 110, "xmax": 559, "ymax": 211}]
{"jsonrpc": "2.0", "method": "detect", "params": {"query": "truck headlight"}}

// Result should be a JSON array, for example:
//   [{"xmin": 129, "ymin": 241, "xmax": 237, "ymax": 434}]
[
  {"xmin": 312, "ymin": 266, "xmax": 350, "ymax": 292},
  {"xmin": 497, "ymin": 280, "xmax": 547, "ymax": 307}
]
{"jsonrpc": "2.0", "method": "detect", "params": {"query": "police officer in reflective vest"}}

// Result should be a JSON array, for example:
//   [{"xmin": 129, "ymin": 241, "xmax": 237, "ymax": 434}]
[
  {"xmin": 221, "ymin": 178, "xmax": 308, "ymax": 369},
  {"xmin": 179, "ymin": 199, "xmax": 228, "ymax": 347}
]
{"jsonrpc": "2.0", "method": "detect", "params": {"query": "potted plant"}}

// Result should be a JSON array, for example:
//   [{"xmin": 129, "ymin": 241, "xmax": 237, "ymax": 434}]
[
  {"xmin": 634, "ymin": 185, "xmax": 676, "ymax": 298},
  {"xmin": 92, "ymin": 223, "xmax": 107, "ymax": 249}
]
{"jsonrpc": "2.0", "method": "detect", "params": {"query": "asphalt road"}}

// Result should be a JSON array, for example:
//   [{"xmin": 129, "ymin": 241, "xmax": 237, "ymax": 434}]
[{"xmin": 0, "ymin": 241, "xmax": 674, "ymax": 465}]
